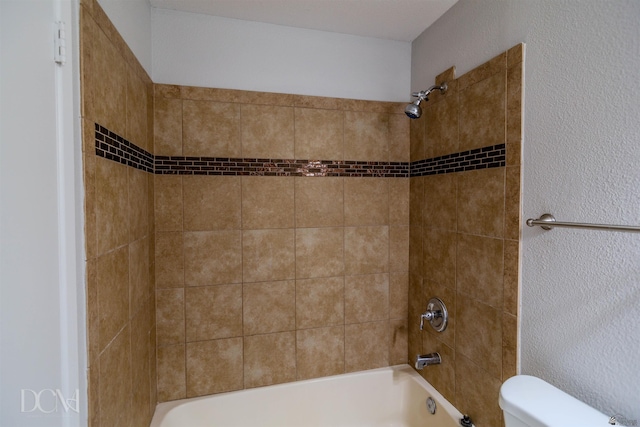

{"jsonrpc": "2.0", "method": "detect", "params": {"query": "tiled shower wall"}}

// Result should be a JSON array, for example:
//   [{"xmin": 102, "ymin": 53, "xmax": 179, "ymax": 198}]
[
  {"xmin": 153, "ymin": 86, "xmax": 411, "ymax": 401},
  {"xmin": 80, "ymin": 1, "xmax": 522, "ymax": 424},
  {"xmin": 408, "ymin": 46, "xmax": 523, "ymax": 427},
  {"xmin": 80, "ymin": 1, "xmax": 157, "ymax": 426}
]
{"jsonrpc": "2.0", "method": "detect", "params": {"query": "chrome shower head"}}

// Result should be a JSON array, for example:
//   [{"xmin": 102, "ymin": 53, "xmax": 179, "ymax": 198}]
[
  {"xmin": 405, "ymin": 83, "xmax": 448, "ymax": 119},
  {"xmin": 405, "ymin": 100, "xmax": 422, "ymax": 119}
]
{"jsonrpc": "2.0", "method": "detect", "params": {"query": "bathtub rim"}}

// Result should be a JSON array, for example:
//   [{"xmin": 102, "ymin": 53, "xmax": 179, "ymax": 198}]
[{"xmin": 150, "ymin": 364, "xmax": 463, "ymax": 427}]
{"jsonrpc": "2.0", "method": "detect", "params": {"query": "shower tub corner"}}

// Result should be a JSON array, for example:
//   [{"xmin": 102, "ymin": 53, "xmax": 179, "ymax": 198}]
[{"xmin": 150, "ymin": 364, "xmax": 463, "ymax": 427}]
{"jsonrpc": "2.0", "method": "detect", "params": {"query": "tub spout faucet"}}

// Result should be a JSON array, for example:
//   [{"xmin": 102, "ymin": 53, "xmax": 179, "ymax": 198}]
[{"xmin": 415, "ymin": 353, "xmax": 441, "ymax": 370}]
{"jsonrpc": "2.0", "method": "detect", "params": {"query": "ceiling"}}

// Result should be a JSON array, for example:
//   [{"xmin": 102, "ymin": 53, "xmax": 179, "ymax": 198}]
[{"xmin": 148, "ymin": 0, "xmax": 458, "ymax": 42}]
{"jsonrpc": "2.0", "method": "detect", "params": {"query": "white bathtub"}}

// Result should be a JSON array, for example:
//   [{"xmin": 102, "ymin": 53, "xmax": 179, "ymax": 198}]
[{"xmin": 150, "ymin": 364, "xmax": 464, "ymax": 427}]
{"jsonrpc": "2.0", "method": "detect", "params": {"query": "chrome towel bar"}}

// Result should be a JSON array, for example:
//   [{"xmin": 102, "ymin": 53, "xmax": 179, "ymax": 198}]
[{"xmin": 526, "ymin": 213, "xmax": 640, "ymax": 233}]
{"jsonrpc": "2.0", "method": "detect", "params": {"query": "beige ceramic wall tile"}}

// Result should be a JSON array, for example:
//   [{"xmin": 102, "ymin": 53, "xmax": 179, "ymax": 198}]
[
  {"xmin": 455, "ymin": 354, "xmax": 503, "ymax": 427},
  {"xmin": 183, "ymin": 100, "xmax": 241, "ymax": 157},
  {"xmin": 344, "ymin": 226, "xmax": 389, "ymax": 275},
  {"xmin": 455, "ymin": 293, "xmax": 502, "ymax": 378},
  {"xmin": 97, "ymin": 246, "xmax": 129, "ymax": 352},
  {"xmin": 424, "ymin": 95, "xmax": 459, "ymax": 159},
  {"xmin": 183, "ymin": 176, "xmax": 241, "ymax": 230},
  {"xmin": 149, "ymin": 326, "xmax": 158, "ymax": 413},
  {"xmin": 457, "ymin": 52, "xmax": 506, "ymax": 91},
  {"xmin": 241, "ymin": 104, "xmax": 294, "ymax": 158},
  {"xmin": 98, "ymin": 326, "xmax": 132, "ymax": 426},
  {"xmin": 293, "ymin": 94, "xmax": 343, "ymax": 110},
  {"xmin": 344, "ymin": 273, "xmax": 389, "ymax": 324},
  {"xmin": 296, "ymin": 277, "xmax": 344, "ymax": 329},
  {"xmin": 82, "ymin": 127, "xmax": 97, "ymax": 259},
  {"xmin": 79, "ymin": 7, "xmax": 96, "ymax": 120},
  {"xmin": 507, "ymin": 141, "xmax": 522, "ymax": 167},
  {"xmin": 154, "ymin": 175, "xmax": 183, "ymax": 232},
  {"xmin": 156, "ymin": 288, "xmax": 185, "ymax": 346},
  {"xmin": 157, "ymin": 344, "xmax": 186, "ymax": 402},
  {"xmin": 422, "ymin": 280, "xmax": 456, "ymax": 349},
  {"xmin": 423, "ymin": 173, "xmax": 457, "ymax": 232},
  {"xmin": 507, "ymin": 62, "xmax": 523, "ymax": 145},
  {"xmin": 146, "ymin": 81, "xmax": 155, "ymax": 153},
  {"xmin": 154, "ymin": 97, "xmax": 182, "ymax": 156},
  {"xmin": 388, "ymin": 178, "xmax": 410, "ymax": 225},
  {"xmin": 294, "ymin": 108, "xmax": 343, "ymax": 159},
  {"xmin": 409, "ymin": 115, "xmax": 426, "ymax": 162},
  {"xmin": 422, "ymin": 228, "xmax": 456, "ymax": 289},
  {"xmin": 183, "ymin": 230, "xmax": 243, "ymax": 286},
  {"xmin": 155, "ymin": 84, "xmax": 181, "ymax": 99},
  {"xmin": 96, "ymin": 158, "xmax": 129, "ymax": 255},
  {"xmin": 128, "ymin": 167, "xmax": 149, "ymax": 241},
  {"xmin": 409, "ymin": 177, "xmax": 424, "ymax": 226},
  {"xmin": 344, "ymin": 111, "xmax": 389, "ymax": 161},
  {"xmin": 295, "ymin": 227, "xmax": 344, "ymax": 279},
  {"xmin": 409, "ymin": 225, "xmax": 423, "ymax": 280},
  {"xmin": 344, "ymin": 321, "xmax": 388, "ymax": 372},
  {"xmin": 505, "ymin": 166, "xmax": 521, "ymax": 240},
  {"xmin": 186, "ymin": 338, "xmax": 243, "ymax": 397},
  {"xmin": 294, "ymin": 177, "xmax": 344, "ymax": 228},
  {"xmin": 87, "ymin": 361, "xmax": 99, "ymax": 427},
  {"xmin": 241, "ymin": 177, "xmax": 294, "ymax": 229},
  {"xmin": 86, "ymin": 259, "xmax": 99, "ymax": 364},
  {"xmin": 388, "ymin": 114, "xmax": 410, "ymax": 162},
  {"xmin": 244, "ymin": 332, "xmax": 296, "ymax": 388},
  {"xmin": 185, "ymin": 284, "xmax": 243, "ymax": 341},
  {"xmin": 389, "ymin": 272, "xmax": 409, "ymax": 320},
  {"xmin": 129, "ymin": 237, "xmax": 150, "ymax": 316},
  {"xmin": 502, "ymin": 312, "xmax": 518, "ymax": 381},
  {"xmin": 458, "ymin": 72, "xmax": 506, "ymax": 151},
  {"xmin": 243, "ymin": 280, "xmax": 296, "ymax": 335},
  {"xmin": 155, "ymin": 232, "xmax": 184, "ymax": 288},
  {"xmin": 457, "ymin": 168, "xmax": 505, "ymax": 238},
  {"xmin": 389, "ymin": 226, "xmax": 409, "ymax": 272},
  {"xmin": 130, "ymin": 306, "xmax": 152, "ymax": 427},
  {"xmin": 90, "ymin": 18, "xmax": 127, "ymax": 136},
  {"xmin": 344, "ymin": 178, "xmax": 389, "ymax": 226},
  {"xmin": 407, "ymin": 273, "xmax": 424, "ymax": 360},
  {"xmin": 419, "ymin": 333, "xmax": 455, "ymax": 402},
  {"xmin": 242, "ymin": 229, "xmax": 295, "ymax": 283},
  {"xmin": 456, "ymin": 233, "xmax": 504, "ymax": 308},
  {"xmin": 503, "ymin": 239, "xmax": 519, "ymax": 316},
  {"xmin": 507, "ymin": 43, "xmax": 524, "ymax": 68},
  {"xmin": 126, "ymin": 68, "xmax": 148, "ymax": 149},
  {"xmin": 296, "ymin": 326, "xmax": 345, "ymax": 380},
  {"xmin": 389, "ymin": 318, "xmax": 408, "ymax": 365}
]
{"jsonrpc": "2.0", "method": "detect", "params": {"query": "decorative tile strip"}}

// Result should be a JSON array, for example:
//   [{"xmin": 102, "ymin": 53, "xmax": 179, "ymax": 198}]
[
  {"xmin": 95, "ymin": 123, "xmax": 504, "ymax": 178},
  {"xmin": 154, "ymin": 156, "xmax": 409, "ymax": 177},
  {"xmin": 409, "ymin": 144, "xmax": 506, "ymax": 177},
  {"xmin": 94, "ymin": 123, "xmax": 154, "ymax": 173}
]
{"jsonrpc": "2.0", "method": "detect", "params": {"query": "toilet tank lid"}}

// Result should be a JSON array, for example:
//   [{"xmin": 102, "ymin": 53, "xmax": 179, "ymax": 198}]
[{"xmin": 499, "ymin": 375, "xmax": 611, "ymax": 427}]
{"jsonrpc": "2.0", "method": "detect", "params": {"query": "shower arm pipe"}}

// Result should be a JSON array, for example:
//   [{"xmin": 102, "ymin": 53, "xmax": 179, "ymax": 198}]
[
  {"xmin": 412, "ymin": 83, "xmax": 448, "ymax": 99},
  {"xmin": 526, "ymin": 213, "xmax": 640, "ymax": 233}
]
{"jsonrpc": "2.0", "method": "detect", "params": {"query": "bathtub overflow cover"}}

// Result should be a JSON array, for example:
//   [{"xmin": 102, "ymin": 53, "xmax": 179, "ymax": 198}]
[{"xmin": 426, "ymin": 397, "xmax": 437, "ymax": 415}]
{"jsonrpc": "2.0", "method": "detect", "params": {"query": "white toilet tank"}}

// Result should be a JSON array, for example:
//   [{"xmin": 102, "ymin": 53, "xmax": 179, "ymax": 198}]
[{"xmin": 499, "ymin": 375, "xmax": 611, "ymax": 427}]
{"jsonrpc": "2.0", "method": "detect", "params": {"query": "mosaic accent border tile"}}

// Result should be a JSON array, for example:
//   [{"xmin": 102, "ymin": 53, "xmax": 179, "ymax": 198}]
[
  {"xmin": 94, "ymin": 124, "xmax": 154, "ymax": 173},
  {"xmin": 94, "ymin": 123, "xmax": 505, "ymax": 177},
  {"xmin": 155, "ymin": 156, "xmax": 408, "ymax": 177},
  {"xmin": 410, "ymin": 144, "xmax": 506, "ymax": 177}
]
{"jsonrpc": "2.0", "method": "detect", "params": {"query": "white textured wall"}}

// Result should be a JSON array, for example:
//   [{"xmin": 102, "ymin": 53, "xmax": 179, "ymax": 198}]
[
  {"xmin": 413, "ymin": 0, "xmax": 640, "ymax": 422},
  {"xmin": 96, "ymin": 0, "xmax": 152, "ymax": 75},
  {"xmin": 151, "ymin": 8, "xmax": 411, "ymax": 102}
]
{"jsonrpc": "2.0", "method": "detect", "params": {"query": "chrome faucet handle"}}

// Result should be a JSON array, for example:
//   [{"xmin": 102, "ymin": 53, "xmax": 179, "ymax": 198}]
[
  {"xmin": 419, "ymin": 311, "xmax": 438, "ymax": 330},
  {"xmin": 419, "ymin": 297, "xmax": 448, "ymax": 333}
]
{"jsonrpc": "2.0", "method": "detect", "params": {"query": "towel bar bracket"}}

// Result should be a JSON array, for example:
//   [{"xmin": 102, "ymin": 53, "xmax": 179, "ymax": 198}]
[{"xmin": 526, "ymin": 213, "xmax": 640, "ymax": 233}]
